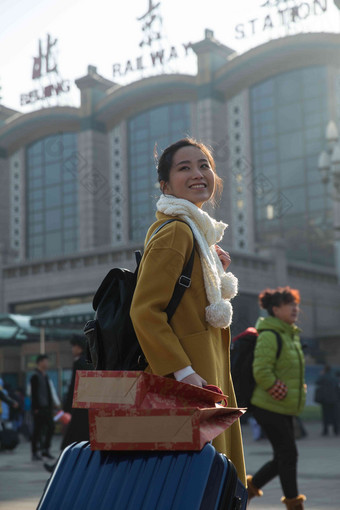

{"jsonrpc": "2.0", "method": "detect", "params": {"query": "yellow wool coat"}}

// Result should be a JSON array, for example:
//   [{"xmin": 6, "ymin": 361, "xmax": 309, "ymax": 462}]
[{"xmin": 130, "ymin": 212, "xmax": 246, "ymax": 484}]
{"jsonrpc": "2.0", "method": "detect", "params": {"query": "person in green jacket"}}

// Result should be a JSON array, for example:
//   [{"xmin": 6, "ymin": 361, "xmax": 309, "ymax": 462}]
[{"xmin": 247, "ymin": 286, "xmax": 307, "ymax": 510}]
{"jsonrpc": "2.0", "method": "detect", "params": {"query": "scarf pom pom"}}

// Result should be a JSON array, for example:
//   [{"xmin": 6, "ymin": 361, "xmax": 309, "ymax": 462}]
[
  {"xmin": 205, "ymin": 300, "xmax": 233, "ymax": 329},
  {"xmin": 220, "ymin": 272, "xmax": 238, "ymax": 300}
]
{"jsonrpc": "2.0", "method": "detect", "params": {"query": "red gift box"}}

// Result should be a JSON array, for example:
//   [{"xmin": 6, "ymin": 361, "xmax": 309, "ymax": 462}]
[{"xmin": 73, "ymin": 371, "xmax": 245, "ymax": 451}]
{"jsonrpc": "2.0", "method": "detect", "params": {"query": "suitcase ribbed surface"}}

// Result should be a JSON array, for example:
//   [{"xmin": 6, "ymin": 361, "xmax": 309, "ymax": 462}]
[{"xmin": 38, "ymin": 442, "xmax": 246, "ymax": 510}]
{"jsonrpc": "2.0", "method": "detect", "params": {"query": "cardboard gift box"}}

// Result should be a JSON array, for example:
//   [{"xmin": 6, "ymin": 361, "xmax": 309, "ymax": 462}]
[
  {"xmin": 73, "ymin": 370, "xmax": 228, "ymax": 410},
  {"xmin": 73, "ymin": 371, "xmax": 245, "ymax": 451},
  {"xmin": 89, "ymin": 406, "xmax": 244, "ymax": 451}
]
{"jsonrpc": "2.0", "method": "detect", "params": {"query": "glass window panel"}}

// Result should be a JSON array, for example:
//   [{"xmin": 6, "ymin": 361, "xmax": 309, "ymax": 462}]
[
  {"xmin": 260, "ymin": 96, "xmax": 274, "ymax": 109},
  {"xmin": 33, "ymin": 211, "xmax": 43, "ymax": 222},
  {"xmin": 31, "ymin": 166, "xmax": 43, "ymax": 178},
  {"xmin": 305, "ymin": 139, "xmax": 323, "ymax": 155},
  {"xmin": 135, "ymin": 140, "xmax": 148, "ymax": 153},
  {"xmin": 308, "ymin": 196, "xmax": 329, "ymax": 210},
  {"xmin": 303, "ymin": 99, "xmax": 321, "ymax": 114},
  {"xmin": 308, "ymin": 182, "xmax": 325, "ymax": 198},
  {"xmin": 30, "ymin": 142, "xmax": 43, "ymax": 157},
  {"xmin": 280, "ymin": 187, "xmax": 306, "ymax": 213},
  {"xmin": 250, "ymin": 66, "xmax": 331, "ymax": 265},
  {"xmin": 31, "ymin": 245, "xmax": 43, "ymax": 258},
  {"xmin": 64, "ymin": 240, "xmax": 77, "ymax": 253},
  {"xmin": 45, "ymin": 232, "xmax": 62, "ymax": 255},
  {"xmin": 261, "ymin": 137, "xmax": 276, "ymax": 152},
  {"xmin": 45, "ymin": 187, "xmax": 61, "ymax": 208},
  {"xmin": 46, "ymin": 210, "xmax": 62, "ymax": 229},
  {"xmin": 304, "ymin": 112, "xmax": 323, "ymax": 127},
  {"xmin": 278, "ymin": 132, "xmax": 303, "ymax": 160},
  {"xmin": 64, "ymin": 193, "xmax": 75, "ymax": 204},
  {"xmin": 251, "ymin": 99, "xmax": 260, "ymax": 113},
  {"xmin": 30, "ymin": 189, "xmax": 43, "ymax": 200},
  {"xmin": 277, "ymin": 103, "xmax": 302, "ymax": 133},
  {"xmin": 62, "ymin": 145, "xmax": 76, "ymax": 160},
  {"xmin": 276, "ymin": 72, "xmax": 300, "ymax": 104},
  {"xmin": 279, "ymin": 159, "xmax": 305, "ymax": 187},
  {"xmin": 262, "ymin": 151, "xmax": 276, "ymax": 164},
  {"xmin": 26, "ymin": 132, "xmax": 77, "ymax": 259},
  {"xmin": 135, "ymin": 129, "xmax": 148, "ymax": 141},
  {"xmin": 150, "ymin": 108, "xmax": 168, "ymax": 125},
  {"xmin": 64, "ymin": 217, "xmax": 76, "ymax": 228},
  {"xmin": 30, "ymin": 177, "xmax": 43, "ymax": 189},
  {"xmin": 258, "ymin": 80, "xmax": 274, "ymax": 97},
  {"xmin": 62, "ymin": 133, "xmax": 77, "ymax": 148},
  {"xmin": 45, "ymin": 163, "xmax": 61, "ymax": 185},
  {"xmin": 303, "ymin": 82, "xmax": 322, "ymax": 99},
  {"xmin": 31, "ymin": 234, "xmax": 43, "ymax": 245},
  {"xmin": 305, "ymin": 126, "xmax": 322, "ymax": 140},
  {"xmin": 32, "ymin": 223, "xmax": 43, "ymax": 234},
  {"xmin": 64, "ymin": 229, "xmax": 76, "ymax": 240},
  {"xmin": 63, "ymin": 181, "xmax": 76, "ymax": 193},
  {"xmin": 261, "ymin": 164, "xmax": 278, "ymax": 177},
  {"xmin": 64, "ymin": 205, "xmax": 75, "ymax": 217},
  {"xmin": 260, "ymin": 124, "xmax": 276, "ymax": 138},
  {"xmin": 258, "ymin": 109, "xmax": 275, "ymax": 125},
  {"xmin": 44, "ymin": 136, "xmax": 64, "ymax": 163},
  {"xmin": 32, "ymin": 200, "xmax": 43, "ymax": 211},
  {"xmin": 63, "ymin": 166, "xmax": 75, "ymax": 181}
]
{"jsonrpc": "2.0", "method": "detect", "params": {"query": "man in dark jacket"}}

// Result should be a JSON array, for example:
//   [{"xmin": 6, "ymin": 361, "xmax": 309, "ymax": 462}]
[
  {"xmin": 30, "ymin": 354, "xmax": 56, "ymax": 460},
  {"xmin": 44, "ymin": 336, "xmax": 92, "ymax": 472},
  {"xmin": 60, "ymin": 336, "xmax": 92, "ymax": 449}
]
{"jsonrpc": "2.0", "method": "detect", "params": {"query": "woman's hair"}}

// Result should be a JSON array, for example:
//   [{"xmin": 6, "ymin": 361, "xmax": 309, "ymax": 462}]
[
  {"xmin": 258, "ymin": 286, "xmax": 300, "ymax": 316},
  {"xmin": 155, "ymin": 137, "xmax": 223, "ymax": 203}
]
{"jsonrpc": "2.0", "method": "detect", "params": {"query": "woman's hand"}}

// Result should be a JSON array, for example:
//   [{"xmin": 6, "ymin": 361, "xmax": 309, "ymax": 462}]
[
  {"xmin": 215, "ymin": 245, "xmax": 231, "ymax": 271},
  {"xmin": 181, "ymin": 373, "xmax": 207, "ymax": 387},
  {"xmin": 268, "ymin": 380, "xmax": 288, "ymax": 400}
]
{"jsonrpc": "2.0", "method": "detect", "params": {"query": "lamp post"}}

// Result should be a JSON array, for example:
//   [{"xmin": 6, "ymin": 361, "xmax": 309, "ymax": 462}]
[{"xmin": 318, "ymin": 120, "xmax": 340, "ymax": 278}]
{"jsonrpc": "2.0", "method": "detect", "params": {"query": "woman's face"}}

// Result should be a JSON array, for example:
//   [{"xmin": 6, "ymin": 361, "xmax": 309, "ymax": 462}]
[
  {"xmin": 273, "ymin": 300, "xmax": 299, "ymax": 325},
  {"xmin": 161, "ymin": 145, "xmax": 216, "ymax": 207}
]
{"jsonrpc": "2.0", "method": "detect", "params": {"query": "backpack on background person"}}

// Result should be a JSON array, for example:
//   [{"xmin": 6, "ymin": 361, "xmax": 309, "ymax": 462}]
[{"xmin": 231, "ymin": 327, "xmax": 282, "ymax": 408}]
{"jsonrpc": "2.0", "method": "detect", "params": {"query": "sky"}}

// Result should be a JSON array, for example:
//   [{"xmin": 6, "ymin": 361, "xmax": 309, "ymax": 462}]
[{"xmin": 0, "ymin": 0, "xmax": 339, "ymax": 112}]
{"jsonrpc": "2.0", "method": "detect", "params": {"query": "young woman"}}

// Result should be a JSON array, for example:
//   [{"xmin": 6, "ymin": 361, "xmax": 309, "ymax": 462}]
[
  {"xmin": 247, "ymin": 287, "xmax": 306, "ymax": 510},
  {"xmin": 130, "ymin": 137, "xmax": 246, "ymax": 484}
]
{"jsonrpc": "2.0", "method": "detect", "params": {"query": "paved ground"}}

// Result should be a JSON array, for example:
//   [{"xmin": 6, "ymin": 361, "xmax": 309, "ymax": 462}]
[{"xmin": 0, "ymin": 420, "xmax": 338, "ymax": 509}]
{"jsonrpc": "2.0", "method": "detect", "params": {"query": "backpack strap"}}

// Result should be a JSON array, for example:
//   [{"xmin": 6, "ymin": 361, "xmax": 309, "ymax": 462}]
[
  {"xmin": 165, "ymin": 236, "xmax": 195, "ymax": 322},
  {"xmin": 141, "ymin": 219, "xmax": 195, "ymax": 322},
  {"xmin": 260, "ymin": 329, "xmax": 283, "ymax": 359}
]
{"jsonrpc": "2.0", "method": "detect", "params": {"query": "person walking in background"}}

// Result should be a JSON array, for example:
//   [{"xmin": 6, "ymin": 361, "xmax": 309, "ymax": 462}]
[
  {"xmin": 246, "ymin": 287, "xmax": 306, "ymax": 510},
  {"xmin": 130, "ymin": 137, "xmax": 246, "ymax": 486},
  {"xmin": 0, "ymin": 380, "xmax": 11, "ymax": 424},
  {"xmin": 60, "ymin": 336, "xmax": 92, "ymax": 449},
  {"xmin": 0, "ymin": 377, "xmax": 19, "ymax": 417},
  {"xmin": 30, "ymin": 354, "xmax": 57, "ymax": 461},
  {"xmin": 44, "ymin": 336, "xmax": 92, "ymax": 473},
  {"xmin": 315, "ymin": 365, "xmax": 339, "ymax": 437},
  {"xmin": 10, "ymin": 387, "xmax": 25, "ymax": 432},
  {"xmin": 336, "ymin": 370, "xmax": 340, "ymax": 430}
]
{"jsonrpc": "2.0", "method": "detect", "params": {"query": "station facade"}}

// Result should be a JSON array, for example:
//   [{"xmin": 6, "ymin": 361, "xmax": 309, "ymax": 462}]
[{"xmin": 1, "ymin": 30, "xmax": 340, "ymax": 389}]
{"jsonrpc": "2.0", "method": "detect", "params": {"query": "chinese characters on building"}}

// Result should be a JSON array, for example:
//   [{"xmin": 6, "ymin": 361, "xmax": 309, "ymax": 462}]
[
  {"xmin": 112, "ymin": 0, "xmax": 193, "ymax": 79},
  {"xmin": 20, "ymin": 33, "xmax": 70, "ymax": 106}
]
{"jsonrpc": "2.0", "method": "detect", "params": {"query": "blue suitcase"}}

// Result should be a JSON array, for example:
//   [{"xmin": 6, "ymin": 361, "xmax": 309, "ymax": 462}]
[{"xmin": 38, "ymin": 442, "xmax": 247, "ymax": 510}]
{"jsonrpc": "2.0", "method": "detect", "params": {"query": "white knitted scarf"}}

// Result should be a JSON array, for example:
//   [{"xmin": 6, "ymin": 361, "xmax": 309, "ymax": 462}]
[{"xmin": 156, "ymin": 195, "xmax": 238, "ymax": 329}]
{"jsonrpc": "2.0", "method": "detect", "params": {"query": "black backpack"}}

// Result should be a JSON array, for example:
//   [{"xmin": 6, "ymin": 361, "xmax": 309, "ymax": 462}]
[
  {"xmin": 230, "ymin": 327, "xmax": 282, "ymax": 408},
  {"xmin": 84, "ymin": 220, "xmax": 195, "ymax": 370}
]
